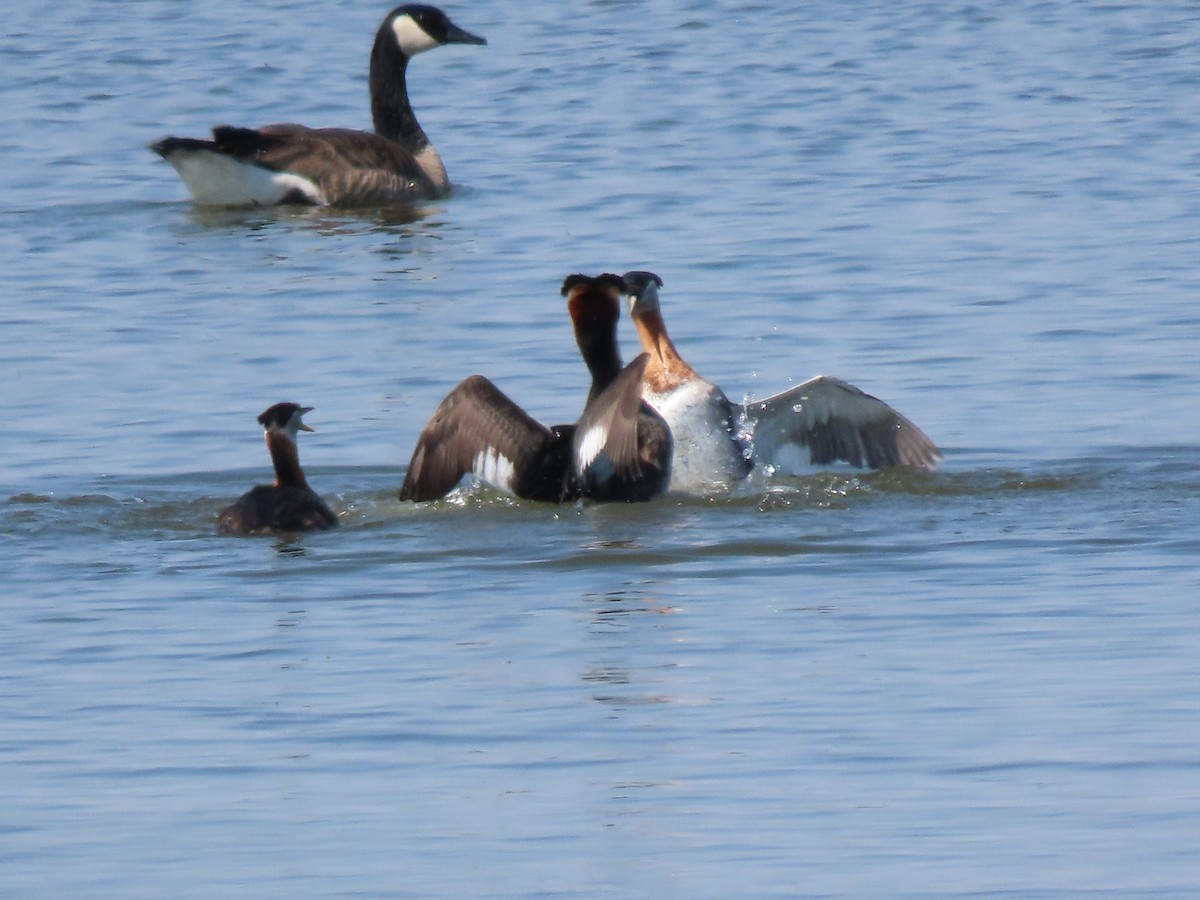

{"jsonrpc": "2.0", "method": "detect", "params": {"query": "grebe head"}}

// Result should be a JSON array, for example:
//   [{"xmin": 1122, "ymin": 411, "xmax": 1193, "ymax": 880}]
[
  {"xmin": 386, "ymin": 5, "xmax": 487, "ymax": 58},
  {"xmin": 563, "ymin": 273, "xmax": 626, "ymax": 343},
  {"xmin": 622, "ymin": 270, "xmax": 664, "ymax": 315},
  {"xmin": 257, "ymin": 403, "xmax": 315, "ymax": 439},
  {"xmin": 562, "ymin": 273, "xmax": 625, "ymax": 328},
  {"xmin": 562, "ymin": 274, "xmax": 626, "ymax": 395}
]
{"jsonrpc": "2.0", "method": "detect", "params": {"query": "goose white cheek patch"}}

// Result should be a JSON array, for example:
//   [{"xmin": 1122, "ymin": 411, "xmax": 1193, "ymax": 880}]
[{"xmin": 392, "ymin": 15, "xmax": 440, "ymax": 56}]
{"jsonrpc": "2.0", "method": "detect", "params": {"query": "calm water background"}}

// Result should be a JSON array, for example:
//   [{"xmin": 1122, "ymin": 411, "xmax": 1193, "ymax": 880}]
[{"xmin": 3, "ymin": 0, "xmax": 1199, "ymax": 896}]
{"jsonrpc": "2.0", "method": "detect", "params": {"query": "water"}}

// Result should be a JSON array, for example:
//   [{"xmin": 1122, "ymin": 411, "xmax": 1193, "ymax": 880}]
[{"xmin": 3, "ymin": 0, "xmax": 1200, "ymax": 895}]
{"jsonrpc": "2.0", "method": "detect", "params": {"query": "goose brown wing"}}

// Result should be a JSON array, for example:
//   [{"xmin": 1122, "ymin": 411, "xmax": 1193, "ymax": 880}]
[
  {"xmin": 212, "ymin": 125, "xmax": 438, "ymax": 203},
  {"xmin": 743, "ymin": 375, "xmax": 941, "ymax": 471},
  {"xmin": 399, "ymin": 375, "xmax": 571, "ymax": 502}
]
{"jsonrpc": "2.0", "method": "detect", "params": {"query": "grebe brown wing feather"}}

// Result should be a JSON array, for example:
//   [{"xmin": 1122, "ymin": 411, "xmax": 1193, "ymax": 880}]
[
  {"xmin": 400, "ymin": 375, "xmax": 573, "ymax": 502},
  {"xmin": 574, "ymin": 354, "xmax": 672, "ymax": 502}
]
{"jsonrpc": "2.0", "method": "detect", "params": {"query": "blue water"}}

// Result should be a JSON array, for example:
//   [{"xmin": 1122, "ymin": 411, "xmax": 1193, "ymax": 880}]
[{"xmin": 3, "ymin": 0, "xmax": 1200, "ymax": 896}]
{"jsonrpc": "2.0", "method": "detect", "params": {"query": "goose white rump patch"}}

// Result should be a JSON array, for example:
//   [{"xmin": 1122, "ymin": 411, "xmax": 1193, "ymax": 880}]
[{"xmin": 164, "ymin": 149, "xmax": 324, "ymax": 207}]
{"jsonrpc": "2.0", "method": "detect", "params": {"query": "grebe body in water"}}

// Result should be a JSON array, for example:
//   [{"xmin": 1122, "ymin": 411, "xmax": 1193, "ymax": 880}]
[
  {"xmin": 399, "ymin": 275, "xmax": 672, "ymax": 503},
  {"xmin": 217, "ymin": 403, "xmax": 337, "ymax": 535}
]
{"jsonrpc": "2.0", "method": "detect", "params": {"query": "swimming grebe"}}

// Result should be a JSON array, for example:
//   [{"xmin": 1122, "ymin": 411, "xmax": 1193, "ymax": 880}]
[
  {"xmin": 217, "ymin": 403, "xmax": 338, "ymax": 534},
  {"xmin": 622, "ymin": 271, "xmax": 941, "ymax": 493},
  {"xmin": 563, "ymin": 274, "xmax": 673, "ymax": 503},
  {"xmin": 398, "ymin": 274, "xmax": 672, "ymax": 503},
  {"xmin": 151, "ymin": 5, "xmax": 485, "ymax": 207}
]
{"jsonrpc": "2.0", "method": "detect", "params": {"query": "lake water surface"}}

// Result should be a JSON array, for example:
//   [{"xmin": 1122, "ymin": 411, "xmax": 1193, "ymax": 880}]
[{"xmin": 3, "ymin": 0, "xmax": 1199, "ymax": 896}]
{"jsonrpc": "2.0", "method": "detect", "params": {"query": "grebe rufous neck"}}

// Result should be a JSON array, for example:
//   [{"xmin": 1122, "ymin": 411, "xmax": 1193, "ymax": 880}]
[
  {"xmin": 622, "ymin": 271, "xmax": 941, "ymax": 493},
  {"xmin": 217, "ymin": 403, "xmax": 338, "ymax": 534},
  {"xmin": 398, "ymin": 274, "xmax": 672, "ymax": 503},
  {"xmin": 151, "ymin": 5, "xmax": 486, "ymax": 207}
]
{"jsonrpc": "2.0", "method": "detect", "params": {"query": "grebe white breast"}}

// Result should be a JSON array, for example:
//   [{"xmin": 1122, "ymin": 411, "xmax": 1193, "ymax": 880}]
[
  {"xmin": 622, "ymin": 271, "xmax": 941, "ymax": 493},
  {"xmin": 217, "ymin": 403, "xmax": 338, "ymax": 535},
  {"xmin": 398, "ymin": 274, "xmax": 672, "ymax": 504},
  {"xmin": 151, "ymin": 5, "xmax": 485, "ymax": 207}
]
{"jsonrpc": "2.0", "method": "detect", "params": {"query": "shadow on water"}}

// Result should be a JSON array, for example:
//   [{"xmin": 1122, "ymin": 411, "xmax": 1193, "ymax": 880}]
[
  {"xmin": 177, "ymin": 201, "xmax": 440, "ymax": 235},
  {"xmin": 5, "ymin": 199, "xmax": 451, "ymax": 273},
  {"xmin": 6, "ymin": 445, "xmax": 1191, "ymax": 543}
]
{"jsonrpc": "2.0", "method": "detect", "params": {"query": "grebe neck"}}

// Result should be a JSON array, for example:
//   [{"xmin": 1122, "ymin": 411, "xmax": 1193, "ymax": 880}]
[
  {"xmin": 632, "ymin": 307, "xmax": 697, "ymax": 391},
  {"xmin": 267, "ymin": 432, "xmax": 309, "ymax": 490},
  {"xmin": 577, "ymin": 327, "xmax": 624, "ymax": 403}
]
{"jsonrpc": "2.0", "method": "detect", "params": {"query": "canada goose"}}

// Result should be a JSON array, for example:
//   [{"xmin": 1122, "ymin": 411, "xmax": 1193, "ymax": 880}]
[{"xmin": 151, "ymin": 4, "xmax": 485, "ymax": 207}]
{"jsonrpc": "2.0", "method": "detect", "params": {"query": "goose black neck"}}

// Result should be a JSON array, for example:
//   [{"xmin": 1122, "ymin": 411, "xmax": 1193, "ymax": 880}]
[{"xmin": 369, "ymin": 31, "xmax": 426, "ymax": 150}]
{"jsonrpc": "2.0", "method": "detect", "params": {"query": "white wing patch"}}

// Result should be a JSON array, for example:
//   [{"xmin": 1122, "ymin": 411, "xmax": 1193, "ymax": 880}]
[
  {"xmin": 575, "ymin": 424, "xmax": 608, "ymax": 473},
  {"xmin": 166, "ymin": 149, "xmax": 324, "ymax": 206},
  {"xmin": 472, "ymin": 447, "xmax": 516, "ymax": 494}
]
